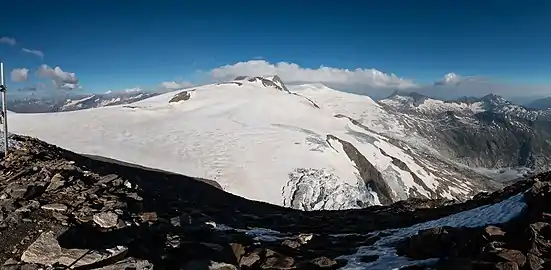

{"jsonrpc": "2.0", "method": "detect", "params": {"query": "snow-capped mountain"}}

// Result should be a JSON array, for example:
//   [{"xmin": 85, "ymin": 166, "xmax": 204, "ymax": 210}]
[
  {"xmin": 8, "ymin": 76, "xmax": 504, "ymax": 211},
  {"xmin": 8, "ymin": 90, "xmax": 162, "ymax": 113},
  {"xmin": 378, "ymin": 91, "xmax": 551, "ymax": 173}
]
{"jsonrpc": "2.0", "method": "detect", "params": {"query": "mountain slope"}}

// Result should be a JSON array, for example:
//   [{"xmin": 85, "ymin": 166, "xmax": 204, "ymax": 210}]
[
  {"xmin": 8, "ymin": 77, "xmax": 501, "ymax": 210},
  {"xmin": 377, "ymin": 92, "xmax": 551, "ymax": 173},
  {"xmin": 0, "ymin": 135, "xmax": 549, "ymax": 269}
]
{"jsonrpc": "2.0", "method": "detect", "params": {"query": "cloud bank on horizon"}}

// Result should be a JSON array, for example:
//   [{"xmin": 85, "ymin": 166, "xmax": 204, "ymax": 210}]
[
  {"xmin": 2, "ymin": 36, "xmax": 550, "ymax": 100},
  {"xmin": 208, "ymin": 60, "xmax": 551, "ymax": 100}
]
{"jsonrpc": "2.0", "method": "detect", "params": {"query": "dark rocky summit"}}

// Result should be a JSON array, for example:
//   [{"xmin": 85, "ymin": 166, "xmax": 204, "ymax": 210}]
[{"xmin": 0, "ymin": 134, "xmax": 550, "ymax": 269}]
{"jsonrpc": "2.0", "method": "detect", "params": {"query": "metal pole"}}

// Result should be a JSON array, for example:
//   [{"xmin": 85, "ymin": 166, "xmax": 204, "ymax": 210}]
[{"xmin": 0, "ymin": 62, "xmax": 8, "ymax": 157}]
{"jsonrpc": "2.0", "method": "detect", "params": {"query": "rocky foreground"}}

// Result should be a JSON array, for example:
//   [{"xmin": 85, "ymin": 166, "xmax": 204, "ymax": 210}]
[{"xmin": 0, "ymin": 135, "xmax": 550, "ymax": 269}]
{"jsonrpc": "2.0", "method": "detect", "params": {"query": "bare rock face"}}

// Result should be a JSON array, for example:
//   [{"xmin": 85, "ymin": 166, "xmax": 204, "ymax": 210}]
[
  {"xmin": 20, "ymin": 231, "xmax": 61, "ymax": 266},
  {"xmin": 169, "ymin": 90, "xmax": 192, "ymax": 103},
  {"xmin": 21, "ymin": 231, "xmax": 128, "ymax": 268},
  {"xmin": 1, "ymin": 134, "xmax": 551, "ymax": 269}
]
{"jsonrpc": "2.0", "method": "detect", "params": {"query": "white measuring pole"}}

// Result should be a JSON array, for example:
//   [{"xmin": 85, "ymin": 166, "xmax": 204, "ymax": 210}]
[{"xmin": 0, "ymin": 62, "xmax": 8, "ymax": 157}]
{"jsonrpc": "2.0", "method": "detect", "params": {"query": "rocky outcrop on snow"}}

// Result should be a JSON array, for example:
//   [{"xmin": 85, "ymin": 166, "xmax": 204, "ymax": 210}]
[
  {"xmin": 234, "ymin": 75, "xmax": 290, "ymax": 93},
  {"xmin": 1, "ymin": 134, "xmax": 550, "ymax": 269},
  {"xmin": 169, "ymin": 90, "xmax": 194, "ymax": 103}
]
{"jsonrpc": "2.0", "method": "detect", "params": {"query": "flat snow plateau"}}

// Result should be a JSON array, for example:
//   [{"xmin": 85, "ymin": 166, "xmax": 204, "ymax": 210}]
[{"xmin": 9, "ymin": 78, "xmax": 475, "ymax": 210}]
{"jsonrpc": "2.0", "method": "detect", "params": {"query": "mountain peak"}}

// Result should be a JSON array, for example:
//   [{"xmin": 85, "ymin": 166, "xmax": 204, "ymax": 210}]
[
  {"xmin": 480, "ymin": 93, "xmax": 510, "ymax": 106},
  {"xmin": 233, "ymin": 75, "xmax": 290, "ymax": 92}
]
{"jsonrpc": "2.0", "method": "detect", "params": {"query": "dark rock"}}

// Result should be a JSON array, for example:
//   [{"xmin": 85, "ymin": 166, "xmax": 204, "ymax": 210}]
[
  {"xmin": 239, "ymin": 252, "xmax": 261, "ymax": 268},
  {"xmin": 483, "ymin": 225, "xmax": 506, "ymax": 241},
  {"xmin": 140, "ymin": 212, "xmax": 157, "ymax": 223},
  {"xmin": 261, "ymin": 255, "xmax": 294, "ymax": 269},
  {"xmin": 95, "ymin": 257, "xmax": 153, "ymax": 269},
  {"xmin": 169, "ymin": 91, "xmax": 192, "ymax": 103},
  {"xmin": 495, "ymin": 250, "xmax": 526, "ymax": 267},
  {"xmin": 434, "ymin": 259, "xmax": 494, "ymax": 270},
  {"xmin": 359, "ymin": 255, "xmax": 379, "ymax": 263},
  {"xmin": 2, "ymin": 134, "xmax": 551, "ymax": 270},
  {"xmin": 309, "ymin": 256, "xmax": 337, "ymax": 268},
  {"xmin": 494, "ymin": 262, "xmax": 519, "ymax": 270},
  {"xmin": 229, "ymin": 243, "xmax": 245, "ymax": 264},
  {"xmin": 23, "ymin": 186, "xmax": 45, "ymax": 201},
  {"xmin": 525, "ymin": 253, "xmax": 544, "ymax": 270},
  {"xmin": 281, "ymin": 239, "xmax": 301, "ymax": 249},
  {"xmin": 183, "ymin": 260, "xmax": 237, "ymax": 270}
]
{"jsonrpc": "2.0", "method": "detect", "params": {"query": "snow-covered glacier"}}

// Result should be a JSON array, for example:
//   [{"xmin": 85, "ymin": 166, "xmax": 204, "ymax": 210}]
[{"xmin": 8, "ymin": 76, "xmax": 500, "ymax": 210}]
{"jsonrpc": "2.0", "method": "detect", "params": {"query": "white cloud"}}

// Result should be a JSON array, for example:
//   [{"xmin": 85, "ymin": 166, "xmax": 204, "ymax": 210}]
[
  {"xmin": 160, "ymin": 81, "xmax": 194, "ymax": 90},
  {"xmin": 0, "ymin": 37, "xmax": 16, "ymax": 46},
  {"xmin": 37, "ymin": 64, "xmax": 79, "ymax": 90},
  {"xmin": 433, "ymin": 72, "xmax": 485, "ymax": 86},
  {"xmin": 399, "ymin": 72, "xmax": 551, "ymax": 101},
  {"xmin": 10, "ymin": 68, "xmax": 29, "ymax": 82},
  {"xmin": 124, "ymin": 87, "xmax": 142, "ymax": 93},
  {"xmin": 209, "ymin": 60, "xmax": 417, "ymax": 89},
  {"xmin": 22, "ymin": 48, "xmax": 44, "ymax": 59}
]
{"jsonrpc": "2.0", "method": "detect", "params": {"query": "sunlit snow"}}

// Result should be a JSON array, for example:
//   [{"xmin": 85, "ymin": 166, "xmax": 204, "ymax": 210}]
[{"xmin": 9, "ymin": 77, "xmax": 471, "ymax": 210}]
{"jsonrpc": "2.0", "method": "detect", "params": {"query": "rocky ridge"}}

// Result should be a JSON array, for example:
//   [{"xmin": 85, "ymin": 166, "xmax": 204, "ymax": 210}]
[{"xmin": 0, "ymin": 136, "xmax": 550, "ymax": 269}]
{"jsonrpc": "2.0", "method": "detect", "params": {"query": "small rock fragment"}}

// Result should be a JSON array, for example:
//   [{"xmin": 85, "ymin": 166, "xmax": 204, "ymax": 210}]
[
  {"xmin": 21, "ymin": 231, "xmax": 61, "ymax": 266},
  {"xmin": 281, "ymin": 239, "xmax": 301, "ymax": 249},
  {"xmin": 184, "ymin": 260, "xmax": 237, "ymax": 270},
  {"xmin": 484, "ymin": 225, "xmax": 506, "ymax": 240},
  {"xmin": 21, "ymin": 231, "xmax": 129, "ymax": 268},
  {"xmin": 97, "ymin": 174, "xmax": 120, "ymax": 185},
  {"xmin": 310, "ymin": 256, "xmax": 337, "ymax": 268},
  {"xmin": 46, "ymin": 174, "xmax": 65, "ymax": 192},
  {"xmin": 230, "ymin": 243, "xmax": 245, "ymax": 263},
  {"xmin": 95, "ymin": 257, "xmax": 153, "ymax": 269},
  {"xmin": 41, "ymin": 203, "xmax": 67, "ymax": 212},
  {"xmin": 240, "ymin": 253, "xmax": 261, "ymax": 268},
  {"xmin": 496, "ymin": 249, "xmax": 526, "ymax": 267},
  {"xmin": 93, "ymin": 212, "xmax": 119, "ymax": 228},
  {"xmin": 298, "ymin": 233, "xmax": 313, "ymax": 244},
  {"xmin": 140, "ymin": 212, "xmax": 158, "ymax": 223},
  {"xmin": 495, "ymin": 262, "xmax": 519, "ymax": 270}
]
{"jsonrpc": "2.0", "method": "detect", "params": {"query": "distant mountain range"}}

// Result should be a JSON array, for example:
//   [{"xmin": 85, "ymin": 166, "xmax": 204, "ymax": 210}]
[
  {"xmin": 379, "ymin": 91, "xmax": 551, "ymax": 174},
  {"xmin": 524, "ymin": 96, "xmax": 551, "ymax": 110},
  {"xmin": 7, "ymin": 90, "xmax": 164, "ymax": 113}
]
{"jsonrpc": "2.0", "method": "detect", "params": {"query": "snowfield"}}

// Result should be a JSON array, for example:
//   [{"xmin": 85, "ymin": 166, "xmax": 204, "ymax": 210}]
[{"xmin": 9, "ymin": 76, "xmax": 489, "ymax": 210}]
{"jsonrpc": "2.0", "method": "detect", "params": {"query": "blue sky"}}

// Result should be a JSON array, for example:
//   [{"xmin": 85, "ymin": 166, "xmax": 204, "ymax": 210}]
[{"xmin": 1, "ymin": 0, "xmax": 550, "ymax": 97}]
